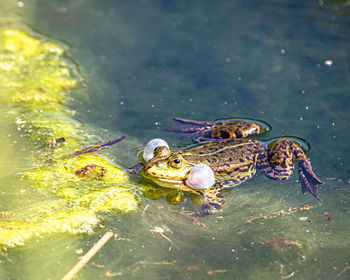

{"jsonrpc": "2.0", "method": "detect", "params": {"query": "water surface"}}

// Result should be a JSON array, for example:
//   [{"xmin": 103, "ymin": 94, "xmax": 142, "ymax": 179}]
[{"xmin": 1, "ymin": 0, "xmax": 350, "ymax": 279}]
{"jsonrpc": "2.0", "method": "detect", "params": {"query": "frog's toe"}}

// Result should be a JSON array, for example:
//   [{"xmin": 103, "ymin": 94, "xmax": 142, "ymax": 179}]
[
  {"xmin": 298, "ymin": 160, "xmax": 323, "ymax": 200},
  {"xmin": 164, "ymin": 118, "xmax": 215, "ymax": 141},
  {"xmin": 165, "ymin": 117, "xmax": 215, "ymax": 133}
]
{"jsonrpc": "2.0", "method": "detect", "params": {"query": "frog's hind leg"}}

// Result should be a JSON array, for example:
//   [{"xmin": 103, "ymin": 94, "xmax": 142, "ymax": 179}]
[
  {"xmin": 198, "ymin": 185, "xmax": 225, "ymax": 216},
  {"xmin": 165, "ymin": 117, "xmax": 261, "ymax": 142},
  {"xmin": 164, "ymin": 118, "xmax": 217, "ymax": 142},
  {"xmin": 257, "ymin": 139, "xmax": 323, "ymax": 199}
]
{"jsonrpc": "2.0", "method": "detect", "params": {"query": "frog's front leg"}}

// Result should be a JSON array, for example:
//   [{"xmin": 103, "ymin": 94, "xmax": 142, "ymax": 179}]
[
  {"xmin": 126, "ymin": 163, "xmax": 145, "ymax": 174},
  {"xmin": 198, "ymin": 185, "xmax": 226, "ymax": 216},
  {"xmin": 257, "ymin": 139, "xmax": 323, "ymax": 199}
]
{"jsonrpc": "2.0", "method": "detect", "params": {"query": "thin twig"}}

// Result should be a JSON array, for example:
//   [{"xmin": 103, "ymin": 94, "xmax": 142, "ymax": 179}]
[
  {"xmin": 64, "ymin": 136, "xmax": 126, "ymax": 158},
  {"xmin": 0, "ymin": 249, "xmax": 14, "ymax": 264},
  {"xmin": 142, "ymin": 204, "xmax": 150, "ymax": 215},
  {"xmin": 61, "ymin": 231, "xmax": 114, "ymax": 280},
  {"xmin": 150, "ymin": 226, "xmax": 173, "ymax": 251},
  {"xmin": 167, "ymin": 208, "xmax": 208, "ymax": 229},
  {"xmin": 207, "ymin": 269, "xmax": 227, "ymax": 275},
  {"xmin": 328, "ymin": 187, "xmax": 350, "ymax": 196},
  {"xmin": 246, "ymin": 204, "xmax": 312, "ymax": 224},
  {"xmin": 106, "ymin": 260, "xmax": 175, "ymax": 277},
  {"xmin": 334, "ymin": 265, "xmax": 350, "ymax": 280},
  {"xmin": 279, "ymin": 263, "xmax": 295, "ymax": 279}
]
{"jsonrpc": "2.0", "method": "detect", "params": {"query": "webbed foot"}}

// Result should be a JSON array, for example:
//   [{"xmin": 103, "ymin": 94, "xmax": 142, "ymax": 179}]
[{"xmin": 298, "ymin": 159, "xmax": 323, "ymax": 200}]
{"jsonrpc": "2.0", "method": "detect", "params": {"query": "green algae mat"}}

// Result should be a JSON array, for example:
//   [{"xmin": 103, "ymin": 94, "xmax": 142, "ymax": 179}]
[{"xmin": 0, "ymin": 28, "xmax": 139, "ymax": 247}]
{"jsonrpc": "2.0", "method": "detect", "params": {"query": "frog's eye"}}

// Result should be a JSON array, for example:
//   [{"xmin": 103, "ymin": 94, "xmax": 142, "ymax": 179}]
[
  {"xmin": 186, "ymin": 163, "xmax": 215, "ymax": 190},
  {"xmin": 169, "ymin": 157, "xmax": 183, "ymax": 169},
  {"xmin": 143, "ymin": 138, "xmax": 169, "ymax": 162}
]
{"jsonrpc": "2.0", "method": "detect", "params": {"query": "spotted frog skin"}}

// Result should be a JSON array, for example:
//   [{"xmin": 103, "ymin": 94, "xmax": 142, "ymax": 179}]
[
  {"xmin": 143, "ymin": 140, "xmax": 263, "ymax": 190},
  {"xmin": 141, "ymin": 118, "xmax": 323, "ymax": 215}
]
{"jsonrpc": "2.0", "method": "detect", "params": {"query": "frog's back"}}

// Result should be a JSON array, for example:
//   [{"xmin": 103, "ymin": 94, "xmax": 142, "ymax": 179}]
[
  {"xmin": 178, "ymin": 139, "xmax": 261, "ymax": 164},
  {"xmin": 186, "ymin": 139, "xmax": 263, "ymax": 187},
  {"xmin": 175, "ymin": 139, "xmax": 263, "ymax": 187}
]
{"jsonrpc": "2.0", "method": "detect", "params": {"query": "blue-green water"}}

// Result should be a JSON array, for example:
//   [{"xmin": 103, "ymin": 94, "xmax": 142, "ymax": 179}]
[{"xmin": 1, "ymin": 0, "xmax": 350, "ymax": 279}]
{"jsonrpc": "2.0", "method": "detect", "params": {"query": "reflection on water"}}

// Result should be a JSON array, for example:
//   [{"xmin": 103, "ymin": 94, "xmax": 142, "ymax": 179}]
[{"xmin": 1, "ymin": 0, "xmax": 350, "ymax": 279}]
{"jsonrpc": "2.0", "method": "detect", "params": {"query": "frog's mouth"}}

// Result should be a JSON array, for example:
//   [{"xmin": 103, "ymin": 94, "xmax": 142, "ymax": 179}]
[
  {"xmin": 143, "ymin": 172, "xmax": 215, "ymax": 193},
  {"xmin": 143, "ymin": 173, "xmax": 187, "ymax": 188},
  {"xmin": 141, "ymin": 169, "xmax": 196, "ymax": 191},
  {"xmin": 154, "ymin": 177, "xmax": 184, "ymax": 184}
]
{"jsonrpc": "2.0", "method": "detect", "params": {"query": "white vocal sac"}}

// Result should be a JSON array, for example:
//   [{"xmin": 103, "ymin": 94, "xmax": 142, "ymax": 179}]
[
  {"xmin": 143, "ymin": 138, "xmax": 169, "ymax": 162},
  {"xmin": 186, "ymin": 163, "xmax": 215, "ymax": 190}
]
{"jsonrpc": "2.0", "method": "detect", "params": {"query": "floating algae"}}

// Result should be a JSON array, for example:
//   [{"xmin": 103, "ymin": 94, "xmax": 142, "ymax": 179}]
[
  {"xmin": 0, "ymin": 28, "xmax": 139, "ymax": 247},
  {"xmin": 0, "ymin": 29, "xmax": 77, "ymax": 105},
  {"xmin": 22, "ymin": 154, "xmax": 129, "ymax": 190},
  {"xmin": 0, "ymin": 210, "xmax": 100, "ymax": 247}
]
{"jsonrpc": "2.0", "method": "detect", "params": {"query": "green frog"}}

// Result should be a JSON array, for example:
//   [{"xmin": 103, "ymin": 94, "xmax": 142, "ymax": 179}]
[{"xmin": 136, "ymin": 118, "xmax": 323, "ymax": 215}]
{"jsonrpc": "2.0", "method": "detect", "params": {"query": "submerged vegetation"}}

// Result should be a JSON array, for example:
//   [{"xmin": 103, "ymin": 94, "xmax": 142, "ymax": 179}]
[{"xmin": 0, "ymin": 28, "xmax": 139, "ymax": 247}]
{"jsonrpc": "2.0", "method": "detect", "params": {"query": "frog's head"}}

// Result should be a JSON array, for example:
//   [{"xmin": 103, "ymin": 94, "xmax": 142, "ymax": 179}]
[
  {"xmin": 141, "ymin": 139, "xmax": 215, "ymax": 191},
  {"xmin": 143, "ymin": 145, "xmax": 193, "ymax": 190}
]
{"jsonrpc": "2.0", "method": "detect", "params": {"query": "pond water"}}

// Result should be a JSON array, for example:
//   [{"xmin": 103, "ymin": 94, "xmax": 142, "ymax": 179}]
[{"xmin": 0, "ymin": 0, "xmax": 350, "ymax": 279}]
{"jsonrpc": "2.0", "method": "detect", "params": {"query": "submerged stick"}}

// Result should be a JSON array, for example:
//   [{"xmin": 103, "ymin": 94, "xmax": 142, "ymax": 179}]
[
  {"xmin": 64, "ymin": 136, "xmax": 126, "ymax": 158},
  {"xmin": 334, "ymin": 265, "xmax": 350, "ymax": 279},
  {"xmin": 106, "ymin": 260, "xmax": 175, "ymax": 277},
  {"xmin": 0, "ymin": 248, "xmax": 14, "ymax": 264},
  {"xmin": 246, "ymin": 203, "xmax": 312, "ymax": 224},
  {"xmin": 327, "ymin": 187, "xmax": 350, "ymax": 196},
  {"xmin": 61, "ymin": 231, "xmax": 114, "ymax": 280}
]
